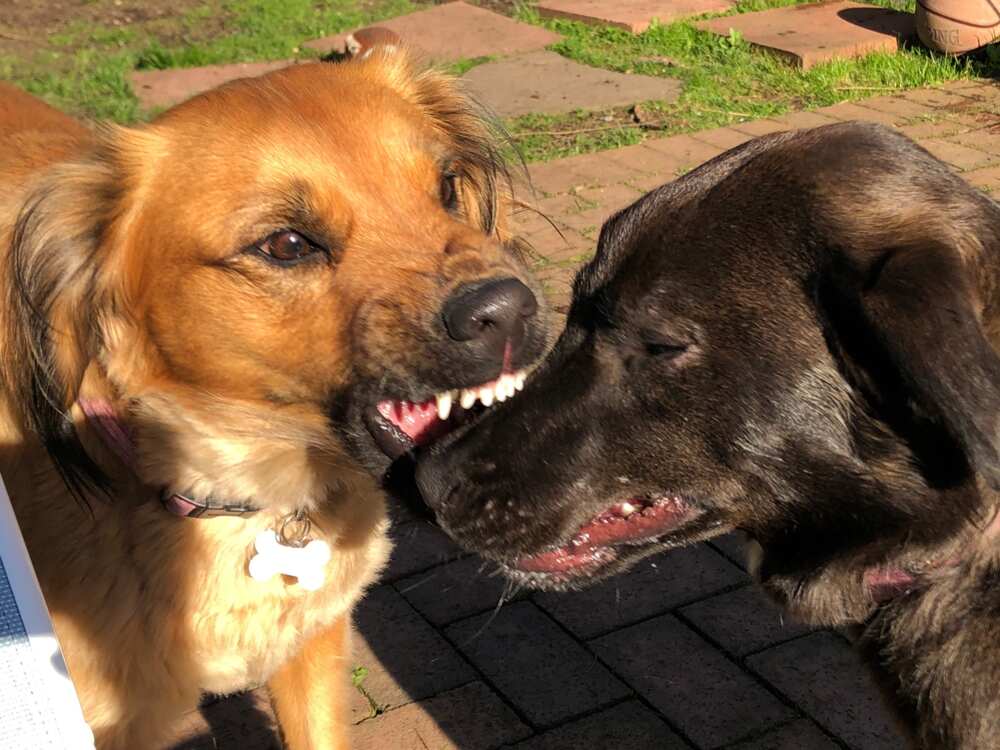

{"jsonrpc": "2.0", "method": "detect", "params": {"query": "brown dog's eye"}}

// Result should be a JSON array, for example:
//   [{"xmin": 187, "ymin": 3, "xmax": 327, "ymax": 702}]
[
  {"xmin": 255, "ymin": 230, "xmax": 321, "ymax": 265},
  {"xmin": 440, "ymin": 173, "xmax": 458, "ymax": 210}
]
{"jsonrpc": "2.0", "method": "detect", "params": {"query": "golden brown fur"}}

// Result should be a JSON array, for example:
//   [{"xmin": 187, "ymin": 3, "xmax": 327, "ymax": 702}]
[{"xmin": 0, "ymin": 51, "xmax": 543, "ymax": 749}]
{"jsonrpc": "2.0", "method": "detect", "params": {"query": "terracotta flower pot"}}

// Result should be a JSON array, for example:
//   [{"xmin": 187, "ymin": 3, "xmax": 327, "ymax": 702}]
[{"xmin": 916, "ymin": 0, "xmax": 1000, "ymax": 54}]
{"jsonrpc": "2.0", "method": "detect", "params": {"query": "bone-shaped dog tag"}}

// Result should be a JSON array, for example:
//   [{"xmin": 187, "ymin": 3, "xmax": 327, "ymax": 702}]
[{"xmin": 248, "ymin": 530, "xmax": 331, "ymax": 591}]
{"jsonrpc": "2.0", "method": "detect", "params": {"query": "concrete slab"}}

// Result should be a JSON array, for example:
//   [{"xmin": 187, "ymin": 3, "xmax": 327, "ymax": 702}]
[
  {"xmin": 303, "ymin": 2, "xmax": 561, "ymax": 63},
  {"xmin": 461, "ymin": 50, "xmax": 682, "ymax": 117},
  {"xmin": 130, "ymin": 61, "xmax": 294, "ymax": 110},
  {"xmin": 696, "ymin": 1, "xmax": 916, "ymax": 70},
  {"xmin": 539, "ymin": 0, "xmax": 735, "ymax": 33}
]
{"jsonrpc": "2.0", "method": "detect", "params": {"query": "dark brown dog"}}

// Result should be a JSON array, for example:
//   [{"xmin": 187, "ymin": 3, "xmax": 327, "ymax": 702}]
[{"xmin": 416, "ymin": 121, "xmax": 1000, "ymax": 749}]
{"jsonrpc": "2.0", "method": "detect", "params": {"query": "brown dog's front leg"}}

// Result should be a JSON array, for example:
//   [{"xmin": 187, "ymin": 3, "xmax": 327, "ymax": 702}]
[{"xmin": 269, "ymin": 616, "xmax": 352, "ymax": 750}]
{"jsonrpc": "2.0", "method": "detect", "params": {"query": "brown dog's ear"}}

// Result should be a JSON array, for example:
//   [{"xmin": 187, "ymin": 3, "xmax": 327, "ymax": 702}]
[
  {"xmin": 825, "ymin": 231, "xmax": 1000, "ymax": 488},
  {"xmin": 3, "ymin": 126, "xmax": 157, "ymax": 500}
]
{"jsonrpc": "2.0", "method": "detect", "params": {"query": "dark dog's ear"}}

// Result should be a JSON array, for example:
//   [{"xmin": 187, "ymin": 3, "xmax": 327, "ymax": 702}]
[
  {"xmin": 824, "ymin": 231, "xmax": 1000, "ymax": 487},
  {"xmin": 2, "ymin": 126, "xmax": 154, "ymax": 501}
]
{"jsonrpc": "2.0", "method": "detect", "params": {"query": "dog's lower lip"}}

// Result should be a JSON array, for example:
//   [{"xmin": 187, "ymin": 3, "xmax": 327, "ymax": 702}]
[{"xmin": 511, "ymin": 495, "xmax": 690, "ymax": 576}]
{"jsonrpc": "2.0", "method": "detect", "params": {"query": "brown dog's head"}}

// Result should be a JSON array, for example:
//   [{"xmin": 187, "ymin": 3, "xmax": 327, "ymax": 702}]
[
  {"xmin": 4, "ymin": 53, "xmax": 548, "ymax": 511},
  {"xmin": 417, "ymin": 122, "xmax": 1000, "ymax": 624}
]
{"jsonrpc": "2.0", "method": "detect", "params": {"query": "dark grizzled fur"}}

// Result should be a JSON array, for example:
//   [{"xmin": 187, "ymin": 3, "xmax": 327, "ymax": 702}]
[{"xmin": 416, "ymin": 122, "xmax": 1000, "ymax": 748}]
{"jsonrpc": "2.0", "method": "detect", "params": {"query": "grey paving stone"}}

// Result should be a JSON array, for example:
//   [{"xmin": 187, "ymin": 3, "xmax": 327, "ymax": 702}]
[
  {"xmin": 726, "ymin": 719, "xmax": 841, "ymax": 750},
  {"xmin": 679, "ymin": 584, "xmax": 811, "ymax": 658},
  {"xmin": 747, "ymin": 631, "xmax": 908, "ymax": 750},
  {"xmin": 538, "ymin": 0, "xmax": 735, "ymax": 33},
  {"xmin": 352, "ymin": 585, "xmax": 476, "ymax": 716},
  {"xmin": 303, "ymin": 2, "xmax": 561, "ymax": 62},
  {"xmin": 592, "ymin": 614, "xmax": 795, "ymax": 748},
  {"xmin": 380, "ymin": 521, "xmax": 464, "ymax": 583},
  {"xmin": 505, "ymin": 700, "xmax": 687, "ymax": 749},
  {"xmin": 445, "ymin": 601, "xmax": 630, "ymax": 728},
  {"xmin": 396, "ymin": 554, "xmax": 522, "ymax": 626},
  {"xmin": 462, "ymin": 51, "xmax": 682, "ymax": 118},
  {"xmin": 534, "ymin": 544, "xmax": 747, "ymax": 639},
  {"xmin": 353, "ymin": 682, "xmax": 531, "ymax": 750}
]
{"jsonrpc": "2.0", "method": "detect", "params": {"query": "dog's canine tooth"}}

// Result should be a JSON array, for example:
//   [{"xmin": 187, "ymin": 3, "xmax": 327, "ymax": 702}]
[
  {"xmin": 436, "ymin": 391, "xmax": 453, "ymax": 421},
  {"xmin": 460, "ymin": 388, "xmax": 477, "ymax": 410},
  {"xmin": 479, "ymin": 385, "xmax": 495, "ymax": 407},
  {"xmin": 620, "ymin": 501, "xmax": 637, "ymax": 517},
  {"xmin": 514, "ymin": 372, "xmax": 526, "ymax": 391}
]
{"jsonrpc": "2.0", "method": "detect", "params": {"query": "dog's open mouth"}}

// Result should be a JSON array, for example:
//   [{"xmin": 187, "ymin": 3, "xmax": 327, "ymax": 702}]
[
  {"xmin": 511, "ymin": 494, "xmax": 692, "ymax": 578},
  {"xmin": 364, "ymin": 369, "xmax": 529, "ymax": 459}
]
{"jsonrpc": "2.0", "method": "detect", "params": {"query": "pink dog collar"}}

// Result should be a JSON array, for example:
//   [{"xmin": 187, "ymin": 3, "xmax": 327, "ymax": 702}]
[{"xmin": 79, "ymin": 399, "xmax": 258, "ymax": 519}]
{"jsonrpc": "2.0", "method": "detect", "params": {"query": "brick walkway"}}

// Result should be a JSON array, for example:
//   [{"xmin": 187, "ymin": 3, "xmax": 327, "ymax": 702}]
[{"xmin": 170, "ymin": 79, "xmax": 1000, "ymax": 750}]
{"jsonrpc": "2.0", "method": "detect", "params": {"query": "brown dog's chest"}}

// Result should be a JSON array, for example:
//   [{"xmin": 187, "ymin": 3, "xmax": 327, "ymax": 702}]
[{"xmin": 22, "ymin": 496, "xmax": 390, "ymax": 707}]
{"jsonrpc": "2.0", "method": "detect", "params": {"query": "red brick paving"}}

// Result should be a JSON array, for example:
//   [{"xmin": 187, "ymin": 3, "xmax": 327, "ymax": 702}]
[
  {"xmin": 747, "ymin": 632, "xmax": 906, "ymax": 750},
  {"xmin": 696, "ymin": 1, "xmax": 915, "ymax": 70},
  {"xmin": 592, "ymin": 614, "xmax": 799, "ymax": 747},
  {"xmin": 352, "ymin": 682, "xmax": 530, "ymax": 750},
  {"xmin": 538, "ymin": 0, "xmax": 736, "ymax": 33},
  {"xmin": 170, "ymin": 79, "xmax": 1000, "ymax": 750},
  {"xmin": 444, "ymin": 601, "xmax": 631, "ymax": 727}
]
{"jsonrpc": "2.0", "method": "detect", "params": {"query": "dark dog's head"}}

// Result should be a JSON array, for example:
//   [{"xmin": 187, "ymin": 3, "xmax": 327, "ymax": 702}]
[{"xmin": 417, "ymin": 122, "xmax": 1000, "ymax": 624}]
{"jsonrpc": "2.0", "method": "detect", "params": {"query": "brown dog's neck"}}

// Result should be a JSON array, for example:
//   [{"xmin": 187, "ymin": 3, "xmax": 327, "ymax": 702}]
[{"xmin": 78, "ymin": 396, "xmax": 263, "ymax": 519}]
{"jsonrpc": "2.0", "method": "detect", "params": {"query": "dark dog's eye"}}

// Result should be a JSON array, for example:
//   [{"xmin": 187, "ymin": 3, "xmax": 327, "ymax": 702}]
[
  {"xmin": 255, "ymin": 230, "xmax": 321, "ymax": 265},
  {"xmin": 440, "ymin": 172, "xmax": 458, "ymax": 210},
  {"xmin": 645, "ymin": 340, "xmax": 689, "ymax": 358},
  {"xmin": 641, "ymin": 329, "xmax": 690, "ymax": 359}
]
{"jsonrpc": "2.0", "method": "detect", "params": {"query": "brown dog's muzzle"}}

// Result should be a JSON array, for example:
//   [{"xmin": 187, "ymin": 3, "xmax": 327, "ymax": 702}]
[{"xmin": 442, "ymin": 277, "xmax": 539, "ymax": 365}]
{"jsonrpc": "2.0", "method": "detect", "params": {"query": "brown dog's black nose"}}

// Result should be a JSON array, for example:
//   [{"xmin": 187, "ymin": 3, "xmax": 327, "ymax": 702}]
[{"xmin": 442, "ymin": 278, "xmax": 537, "ymax": 354}]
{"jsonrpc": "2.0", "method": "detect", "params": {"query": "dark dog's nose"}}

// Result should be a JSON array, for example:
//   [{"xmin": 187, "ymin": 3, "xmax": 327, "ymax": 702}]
[{"xmin": 442, "ymin": 278, "xmax": 537, "ymax": 354}]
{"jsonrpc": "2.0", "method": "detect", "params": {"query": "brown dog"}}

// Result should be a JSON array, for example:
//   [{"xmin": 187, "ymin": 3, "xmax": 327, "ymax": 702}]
[
  {"xmin": 0, "ymin": 52, "xmax": 547, "ymax": 749},
  {"xmin": 417, "ymin": 122, "xmax": 1000, "ymax": 748}
]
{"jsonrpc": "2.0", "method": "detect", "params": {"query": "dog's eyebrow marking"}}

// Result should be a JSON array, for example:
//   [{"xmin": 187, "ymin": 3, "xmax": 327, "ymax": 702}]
[{"xmin": 231, "ymin": 179, "xmax": 345, "ymax": 261}]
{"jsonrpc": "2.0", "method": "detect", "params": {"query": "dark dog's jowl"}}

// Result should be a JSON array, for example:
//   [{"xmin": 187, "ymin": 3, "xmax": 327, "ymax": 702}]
[{"xmin": 416, "ymin": 121, "xmax": 1000, "ymax": 749}]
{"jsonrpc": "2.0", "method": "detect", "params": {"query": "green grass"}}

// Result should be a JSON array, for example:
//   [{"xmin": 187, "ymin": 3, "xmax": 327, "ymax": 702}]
[
  {"xmin": 5, "ymin": 0, "xmax": 999, "ymax": 162},
  {"xmin": 440, "ymin": 55, "xmax": 495, "ymax": 76},
  {"xmin": 2, "ymin": 0, "xmax": 418, "ymax": 122},
  {"xmin": 507, "ymin": 108, "xmax": 647, "ymax": 162},
  {"xmin": 506, "ymin": 4, "xmax": 990, "ymax": 161},
  {"xmin": 350, "ymin": 665, "xmax": 385, "ymax": 720}
]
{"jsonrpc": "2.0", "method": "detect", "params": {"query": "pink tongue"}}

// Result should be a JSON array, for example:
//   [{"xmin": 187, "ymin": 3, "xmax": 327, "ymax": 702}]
[{"xmin": 378, "ymin": 399, "xmax": 444, "ymax": 445}]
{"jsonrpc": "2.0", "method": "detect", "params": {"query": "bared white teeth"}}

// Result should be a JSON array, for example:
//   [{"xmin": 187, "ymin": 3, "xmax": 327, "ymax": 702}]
[
  {"xmin": 449, "ymin": 369, "xmax": 530, "ymax": 413},
  {"xmin": 619, "ymin": 501, "xmax": 637, "ymax": 517},
  {"xmin": 460, "ymin": 388, "xmax": 477, "ymax": 410},
  {"xmin": 410, "ymin": 368, "xmax": 531, "ymax": 426},
  {"xmin": 435, "ymin": 391, "xmax": 453, "ymax": 421},
  {"xmin": 479, "ymin": 385, "xmax": 495, "ymax": 407}
]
